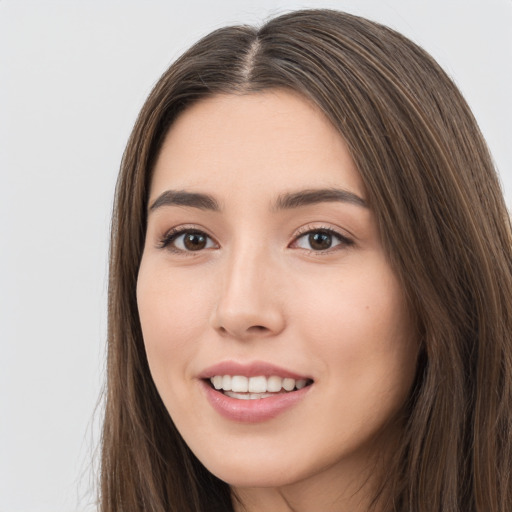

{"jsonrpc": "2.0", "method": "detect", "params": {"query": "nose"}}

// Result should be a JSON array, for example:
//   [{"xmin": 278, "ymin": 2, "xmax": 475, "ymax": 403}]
[{"xmin": 210, "ymin": 244, "xmax": 286, "ymax": 340}]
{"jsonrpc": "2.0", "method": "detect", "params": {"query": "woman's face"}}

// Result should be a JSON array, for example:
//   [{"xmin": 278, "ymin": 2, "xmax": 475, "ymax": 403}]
[{"xmin": 137, "ymin": 90, "xmax": 418, "ymax": 495}]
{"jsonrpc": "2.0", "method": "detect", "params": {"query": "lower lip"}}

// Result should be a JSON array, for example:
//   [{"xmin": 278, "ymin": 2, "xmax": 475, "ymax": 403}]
[{"xmin": 200, "ymin": 380, "xmax": 312, "ymax": 423}]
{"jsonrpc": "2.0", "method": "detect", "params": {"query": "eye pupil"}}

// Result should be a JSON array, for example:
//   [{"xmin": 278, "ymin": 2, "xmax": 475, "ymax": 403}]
[
  {"xmin": 184, "ymin": 233, "xmax": 207, "ymax": 251},
  {"xmin": 309, "ymin": 232, "xmax": 332, "ymax": 250}
]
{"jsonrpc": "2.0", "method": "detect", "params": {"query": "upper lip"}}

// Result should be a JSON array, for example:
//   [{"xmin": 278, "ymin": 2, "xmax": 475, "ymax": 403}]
[{"xmin": 198, "ymin": 361, "xmax": 312, "ymax": 381}]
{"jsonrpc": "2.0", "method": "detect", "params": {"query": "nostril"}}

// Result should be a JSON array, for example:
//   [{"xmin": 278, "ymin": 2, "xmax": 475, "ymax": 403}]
[{"xmin": 248, "ymin": 325, "xmax": 268, "ymax": 333}]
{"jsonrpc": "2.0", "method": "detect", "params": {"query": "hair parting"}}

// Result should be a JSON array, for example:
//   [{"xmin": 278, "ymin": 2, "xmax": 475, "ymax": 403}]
[{"xmin": 100, "ymin": 9, "xmax": 512, "ymax": 511}]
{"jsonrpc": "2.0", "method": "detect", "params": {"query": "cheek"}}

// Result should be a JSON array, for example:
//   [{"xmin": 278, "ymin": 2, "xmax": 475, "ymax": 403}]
[
  {"xmin": 293, "ymin": 262, "xmax": 409, "ymax": 344},
  {"xmin": 136, "ymin": 259, "xmax": 212, "ymax": 386},
  {"xmin": 292, "ymin": 261, "xmax": 417, "ymax": 405}
]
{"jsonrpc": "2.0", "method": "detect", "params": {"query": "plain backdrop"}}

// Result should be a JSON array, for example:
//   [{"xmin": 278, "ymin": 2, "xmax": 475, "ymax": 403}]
[{"xmin": 1, "ymin": 1, "xmax": 511, "ymax": 510}]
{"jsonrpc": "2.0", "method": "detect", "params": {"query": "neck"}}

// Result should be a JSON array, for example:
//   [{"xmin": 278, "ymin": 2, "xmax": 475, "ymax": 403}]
[
  {"xmin": 232, "ymin": 454, "xmax": 390, "ymax": 512},
  {"xmin": 231, "ymin": 424, "xmax": 403, "ymax": 512}
]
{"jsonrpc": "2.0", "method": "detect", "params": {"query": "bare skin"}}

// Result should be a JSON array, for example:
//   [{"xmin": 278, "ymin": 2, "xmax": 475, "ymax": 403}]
[{"xmin": 137, "ymin": 90, "xmax": 418, "ymax": 511}]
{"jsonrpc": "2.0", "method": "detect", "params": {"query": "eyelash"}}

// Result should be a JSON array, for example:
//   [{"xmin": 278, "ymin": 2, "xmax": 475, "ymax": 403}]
[
  {"xmin": 291, "ymin": 225, "xmax": 354, "ymax": 254},
  {"xmin": 158, "ymin": 225, "xmax": 354, "ymax": 255},
  {"xmin": 158, "ymin": 225, "xmax": 217, "ymax": 254}
]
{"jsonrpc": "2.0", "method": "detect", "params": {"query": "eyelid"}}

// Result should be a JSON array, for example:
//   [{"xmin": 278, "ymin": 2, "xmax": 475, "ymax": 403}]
[
  {"xmin": 156, "ymin": 223, "xmax": 354, "ymax": 255},
  {"xmin": 289, "ymin": 224, "xmax": 354, "ymax": 252},
  {"xmin": 157, "ymin": 224, "xmax": 219, "ymax": 253}
]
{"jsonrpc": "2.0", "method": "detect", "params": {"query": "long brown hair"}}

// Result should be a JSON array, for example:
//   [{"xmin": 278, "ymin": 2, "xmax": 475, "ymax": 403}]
[{"xmin": 101, "ymin": 9, "xmax": 512, "ymax": 511}]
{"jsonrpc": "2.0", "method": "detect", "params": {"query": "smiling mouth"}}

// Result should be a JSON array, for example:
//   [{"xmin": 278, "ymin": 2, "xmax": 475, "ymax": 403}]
[{"xmin": 207, "ymin": 375, "xmax": 314, "ymax": 400}]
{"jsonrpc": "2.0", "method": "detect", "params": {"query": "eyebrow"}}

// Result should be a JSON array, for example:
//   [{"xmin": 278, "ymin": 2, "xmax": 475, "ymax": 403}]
[
  {"xmin": 148, "ymin": 187, "xmax": 368, "ymax": 214},
  {"xmin": 149, "ymin": 190, "xmax": 220, "ymax": 212},
  {"xmin": 273, "ymin": 188, "xmax": 368, "ymax": 210}
]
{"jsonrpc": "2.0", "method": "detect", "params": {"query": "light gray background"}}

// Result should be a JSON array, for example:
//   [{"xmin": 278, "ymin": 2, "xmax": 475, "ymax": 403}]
[{"xmin": 1, "ymin": 1, "xmax": 511, "ymax": 510}]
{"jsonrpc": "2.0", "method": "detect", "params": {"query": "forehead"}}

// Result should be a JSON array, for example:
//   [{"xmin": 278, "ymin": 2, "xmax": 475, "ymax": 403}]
[{"xmin": 150, "ymin": 89, "xmax": 364, "ymax": 200}]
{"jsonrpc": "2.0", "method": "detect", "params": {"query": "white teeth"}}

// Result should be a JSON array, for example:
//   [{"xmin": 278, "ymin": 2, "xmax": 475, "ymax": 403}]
[
  {"xmin": 266, "ymin": 375, "xmax": 283, "ymax": 392},
  {"xmin": 282, "ymin": 378, "xmax": 295, "ymax": 391},
  {"xmin": 225, "ymin": 391, "xmax": 275, "ymax": 400},
  {"xmin": 212, "ymin": 375, "xmax": 223, "ymax": 390},
  {"xmin": 231, "ymin": 375, "xmax": 249, "ymax": 392},
  {"xmin": 222, "ymin": 375, "xmax": 232, "ymax": 391},
  {"xmin": 248, "ymin": 376, "xmax": 267, "ymax": 393},
  {"xmin": 209, "ymin": 375, "xmax": 311, "ymax": 394},
  {"xmin": 295, "ymin": 379, "xmax": 307, "ymax": 390}
]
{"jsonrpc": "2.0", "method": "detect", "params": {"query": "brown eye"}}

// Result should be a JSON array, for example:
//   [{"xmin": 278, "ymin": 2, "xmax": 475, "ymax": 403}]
[
  {"xmin": 183, "ymin": 232, "xmax": 208, "ymax": 251},
  {"xmin": 163, "ymin": 230, "xmax": 216, "ymax": 252},
  {"xmin": 293, "ymin": 229, "xmax": 352, "ymax": 252},
  {"xmin": 308, "ymin": 232, "xmax": 333, "ymax": 250}
]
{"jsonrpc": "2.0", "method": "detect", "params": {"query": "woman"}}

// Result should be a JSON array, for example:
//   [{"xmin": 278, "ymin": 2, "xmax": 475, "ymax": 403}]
[{"xmin": 100, "ymin": 9, "xmax": 512, "ymax": 512}]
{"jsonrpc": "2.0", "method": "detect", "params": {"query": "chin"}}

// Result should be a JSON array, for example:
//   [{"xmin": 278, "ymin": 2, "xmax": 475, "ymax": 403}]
[{"xmin": 209, "ymin": 463, "xmax": 300, "ymax": 489}]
